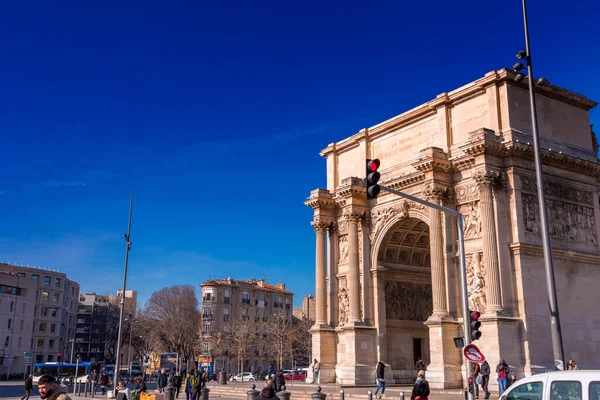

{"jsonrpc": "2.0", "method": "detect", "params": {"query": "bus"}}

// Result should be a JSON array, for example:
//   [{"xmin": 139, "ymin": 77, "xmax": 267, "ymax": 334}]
[{"xmin": 33, "ymin": 362, "xmax": 93, "ymax": 384}]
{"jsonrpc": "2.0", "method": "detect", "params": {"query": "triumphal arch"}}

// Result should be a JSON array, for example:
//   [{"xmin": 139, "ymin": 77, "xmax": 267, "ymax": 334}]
[{"xmin": 305, "ymin": 69, "xmax": 600, "ymax": 388}]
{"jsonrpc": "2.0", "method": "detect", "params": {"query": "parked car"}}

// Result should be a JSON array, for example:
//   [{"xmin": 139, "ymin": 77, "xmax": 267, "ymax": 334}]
[
  {"xmin": 499, "ymin": 370, "xmax": 600, "ymax": 400},
  {"xmin": 283, "ymin": 370, "xmax": 307, "ymax": 381},
  {"xmin": 230, "ymin": 372, "xmax": 256, "ymax": 382}
]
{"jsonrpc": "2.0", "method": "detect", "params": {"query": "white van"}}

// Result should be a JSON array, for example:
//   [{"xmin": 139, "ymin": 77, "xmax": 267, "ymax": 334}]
[{"xmin": 500, "ymin": 371, "xmax": 600, "ymax": 400}]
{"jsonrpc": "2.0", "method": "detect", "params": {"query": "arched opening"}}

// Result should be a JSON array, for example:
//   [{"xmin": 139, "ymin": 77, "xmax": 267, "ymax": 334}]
[{"xmin": 377, "ymin": 217, "xmax": 433, "ymax": 382}]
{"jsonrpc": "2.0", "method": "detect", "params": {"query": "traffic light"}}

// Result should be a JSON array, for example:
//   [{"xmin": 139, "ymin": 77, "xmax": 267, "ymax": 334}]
[
  {"xmin": 469, "ymin": 311, "xmax": 482, "ymax": 341},
  {"xmin": 366, "ymin": 159, "xmax": 381, "ymax": 199},
  {"xmin": 57, "ymin": 352, "xmax": 61, "ymax": 362}
]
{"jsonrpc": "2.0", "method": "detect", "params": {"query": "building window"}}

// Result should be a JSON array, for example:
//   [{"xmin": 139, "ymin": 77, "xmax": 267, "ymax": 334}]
[
  {"xmin": 4, "ymin": 336, "xmax": 9, "ymax": 347},
  {"xmin": 51, "ymin": 308, "xmax": 58, "ymax": 317},
  {"xmin": 223, "ymin": 308, "xmax": 229, "ymax": 322},
  {"xmin": 32, "ymin": 322, "xmax": 36, "ymax": 333},
  {"xmin": 41, "ymin": 307, "xmax": 48, "ymax": 317},
  {"xmin": 224, "ymin": 290, "xmax": 230, "ymax": 304},
  {"xmin": 202, "ymin": 323, "xmax": 211, "ymax": 333},
  {"xmin": 201, "ymin": 342, "xmax": 210, "ymax": 353},
  {"xmin": 55, "ymin": 278, "xmax": 61, "ymax": 287},
  {"xmin": 203, "ymin": 307, "xmax": 212, "ymax": 318},
  {"xmin": 42, "ymin": 291, "xmax": 49, "ymax": 302},
  {"xmin": 32, "ymin": 274, "xmax": 39, "ymax": 280},
  {"xmin": 7, "ymin": 319, "xmax": 12, "ymax": 329},
  {"xmin": 10, "ymin": 301, "xmax": 14, "ymax": 312},
  {"xmin": 242, "ymin": 292, "xmax": 250, "ymax": 304},
  {"xmin": 20, "ymin": 320, "xmax": 24, "ymax": 331},
  {"xmin": 47, "ymin": 355, "xmax": 53, "ymax": 362},
  {"xmin": 50, "ymin": 324, "xmax": 56, "ymax": 333},
  {"xmin": 39, "ymin": 323, "xmax": 47, "ymax": 332},
  {"xmin": 203, "ymin": 289, "xmax": 213, "ymax": 301},
  {"xmin": 49, "ymin": 339, "xmax": 55, "ymax": 349},
  {"xmin": 43, "ymin": 276, "xmax": 51, "ymax": 286},
  {"xmin": 53, "ymin": 293, "xmax": 60, "ymax": 302},
  {"xmin": 22, "ymin": 303, "xmax": 26, "ymax": 313},
  {"xmin": 37, "ymin": 338, "xmax": 44, "ymax": 349},
  {"xmin": 18, "ymin": 337, "xmax": 22, "ymax": 348},
  {"xmin": 285, "ymin": 297, "xmax": 291, "ymax": 309}
]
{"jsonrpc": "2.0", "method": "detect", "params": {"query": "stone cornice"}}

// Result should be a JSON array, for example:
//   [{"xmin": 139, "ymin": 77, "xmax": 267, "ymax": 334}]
[
  {"xmin": 304, "ymin": 188, "xmax": 336, "ymax": 210},
  {"xmin": 320, "ymin": 69, "xmax": 597, "ymax": 158},
  {"xmin": 381, "ymin": 171, "xmax": 426, "ymax": 190},
  {"xmin": 510, "ymin": 243, "xmax": 600, "ymax": 264}
]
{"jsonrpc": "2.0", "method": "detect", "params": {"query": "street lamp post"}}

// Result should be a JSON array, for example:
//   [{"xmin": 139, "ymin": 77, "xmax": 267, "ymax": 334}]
[
  {"xmin": 124, "ymin": 316, "xmax": 134, "ymax": 380},
  {"xmin": 114, "ymin": 192, "xmax": 134, "ymax": 391},
  {"xmin": 512, "ymin": 0, "xmax": 565, "ymax": 370}
]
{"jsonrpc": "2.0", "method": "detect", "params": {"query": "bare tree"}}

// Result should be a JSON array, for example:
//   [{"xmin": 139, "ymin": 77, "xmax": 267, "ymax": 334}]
[
  {"xmin": 224, "ymin": 311, "xmax": 255, "ymax": 375},
  {"xmin": 132, "ymin": 310, "xmax": 161, "ymax": 369},
  {"xmin": 291, "ymin": 316, "xmax": 312, "ymax": 367},
  {"xmin": 264, "ymin": 311, "xmax": 297, "ymax": 370},
  {"xmin": 144, "ymin": 285, "xmax": 201, "ymax": 371}
]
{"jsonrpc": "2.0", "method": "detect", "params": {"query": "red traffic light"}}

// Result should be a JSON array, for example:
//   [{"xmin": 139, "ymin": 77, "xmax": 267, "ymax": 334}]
[
  {"xmin": 57, "ymin": 352, "xmax": 61, "ymax": 357},
  {"xmin": 468, "ymin": 377, "xmax": 473, "ymax": 383},
  {"xmin": 367, "ymin": 159, "xmax": 380, "ymax": 172},
  {"xmin": 471, "ymin": 311, "xmax": 481, "ymax": 320}
]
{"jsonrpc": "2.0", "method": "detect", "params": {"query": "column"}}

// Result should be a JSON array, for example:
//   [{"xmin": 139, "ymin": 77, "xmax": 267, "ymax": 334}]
[
  {"xmin": 312, "ymin": 220, "xmax": 329, "ymax": 325},
  {"xmin": 346, "ymin": 213, "xmax": 361, "ymax": 324},
  {"xmin": 327, "ymin": 224, "xmax": 338, "ymax": 326},
  {"xmin": 425, "ymin": 185, "xmax": 449, "ymax": 316},
  {"xmin": 475, "ymin": 171, "xmax": 503, "ymax": 313}
]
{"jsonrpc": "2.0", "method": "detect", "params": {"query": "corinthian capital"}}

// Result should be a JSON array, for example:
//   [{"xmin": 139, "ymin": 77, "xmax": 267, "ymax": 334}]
[
  {"xmin": 423, "ymin": 184, "xmax": 448, "ymax": 203},
  {"xmin": 474, "ymin": 170, "xmax": 504, "ymax": 188},
  {"xmin": 311, "ymin": 220, "xmax": 331, "ymax": 233},
  {"xmin": 343, "ymin": 211, "xmax": 364, "ymax": 224}
]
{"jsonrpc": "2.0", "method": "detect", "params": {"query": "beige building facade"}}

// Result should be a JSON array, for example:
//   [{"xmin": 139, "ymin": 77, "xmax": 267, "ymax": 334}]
[
  {"xmin": 305, "ymin": 69, "xmax": 600, "ymax": 388},
  {"xmin": 0, "ymin": 263, "xmax": 80, "ymax": 374}
]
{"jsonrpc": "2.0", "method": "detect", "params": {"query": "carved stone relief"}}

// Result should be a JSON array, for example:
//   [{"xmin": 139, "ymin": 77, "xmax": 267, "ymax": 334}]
[
  {"xmin": 384, "ymin": 282, "xmax": 433, "ymax": 321},
  {"xmin": 339, "ymin": 235, "xmax": 349, "ymax": 265},
  {"xmin": 522, "ymin": 194, "xmax": 597, "ymax": 244},
  {"xmin": 466, "ymin": 252, "xmax": 486, "ymax": 313},
  {"xmin": 338, "ymin": 277, "xmax": 349, "ymax": 326},
  {"xmin": 370, "ymin": 200, "xmax": 426, "ymax": 242},
  {"xmin": 460, "ymin": 202, "xmax": 482, "ymax": 239},
  {"xmin": 520, "ymin": 175, "xmax": 593, "ymax": 205},
  {"xmin": 455, "ymin": 183, "xmax": 480, "ymax": 204},
  {"xmin": 337, "ymin": 218, "xmax": 347, "ymax": 235}
]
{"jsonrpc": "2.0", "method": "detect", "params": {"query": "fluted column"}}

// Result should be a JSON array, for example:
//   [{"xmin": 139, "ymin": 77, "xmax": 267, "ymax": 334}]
[
  {"xmin": 346, "ymin": 212, "xmax": 362, "ymax": 324},
  {"xmin": 327, "ymin": 224, "xmax": 338, "ymax": 326},
  {"xmin": 424, "ymin": 184, "xmax": 449, "ymax": 316},
  {"xmin": 474, "ymin": 171, "xmax": 503, "ymax": 313},
  {"xmin": 312, "ymin": 220, "xmax": 329, "ymax": 325}
]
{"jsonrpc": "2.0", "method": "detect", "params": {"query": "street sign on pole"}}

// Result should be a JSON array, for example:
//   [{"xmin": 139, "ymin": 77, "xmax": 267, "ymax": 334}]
[
  {"xmin": 463, "ymin": 344, "xmax": 485, "ymax": 363},
  {"xmin": 4, "ymin": 356, "xmax": 14, "ymax": 366}
]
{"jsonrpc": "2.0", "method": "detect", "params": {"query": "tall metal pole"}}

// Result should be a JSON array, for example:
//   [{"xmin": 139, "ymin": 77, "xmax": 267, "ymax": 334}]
[
  {"xmin": 70, "ymin": 339, "xmax": 75, "ymax": 364},
  {"xmin": 114, "ymin": 192, "xmax": 133, "ymax": 390},
  {"xmin": 128, "ymin": 317, "xmax": 133, "ymax": 381},
  {"xmin": 379, "ymin": 185, "xmax": 473, "ymax": 400},
  {"xmin": 521, "ymin": 0, "xmax": 565, "ymax": 370}
]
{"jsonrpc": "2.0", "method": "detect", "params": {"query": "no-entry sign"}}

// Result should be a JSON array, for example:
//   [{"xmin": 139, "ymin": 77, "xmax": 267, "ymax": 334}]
[{"xmin": 463, "ymin": 344, "xmax": 486, "ymax": 363}]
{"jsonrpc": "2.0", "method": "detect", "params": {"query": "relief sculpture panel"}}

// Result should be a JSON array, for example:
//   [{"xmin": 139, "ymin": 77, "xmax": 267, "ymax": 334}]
[
  {"xmin": 521, "ymin": 175, "xmax": 593, "ymax": 205},
  {"xmin": 460, "ymin": 202, "xmax": 482, "ymax": 239},
  {"xmin": 338, "ymin": 277, "xmax": 349, "ymax": 326},
  {"xmin": 384, "ymin": 282, "xmax": 433, "ymax": 321},
  {"xmin": 522, "ymin": 193, "xmax": 597, "ymax": 244},
  {"xmin": 466, "ymin": 252, "xmax": 486, "ymax": 313}
]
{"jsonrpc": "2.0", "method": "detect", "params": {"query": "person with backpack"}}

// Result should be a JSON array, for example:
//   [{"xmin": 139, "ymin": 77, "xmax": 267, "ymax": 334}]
[
  {"xmin": 411, "ymin": 371, "xmax": 430, "ymax": 400},
  {"xmin": 496, "ymin": 359, "xmax": 510, "ymax": 394},
  {"xmin": 479, "ymin": 360, "xmax": 491, "ymax": 399}
]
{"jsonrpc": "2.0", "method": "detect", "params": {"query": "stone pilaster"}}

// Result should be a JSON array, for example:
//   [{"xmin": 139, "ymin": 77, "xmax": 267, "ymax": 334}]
[
  {"xmin": 327, "ymin": 224, "xmax": 338, "ymax": 326},
  {"xmin": 474, "ymin": 170, "xmax": 503, "ymax": 314},
  {"xmin": 424, "ymin": 184, "xmax": 449, "ymax": 317},
  {"xmin": 345, "ymin": 212, "xmax": 363, "ymax": 325},
  {"xmin": 311, "ymin": 220, "xmax": 330, "ymax": 326}
]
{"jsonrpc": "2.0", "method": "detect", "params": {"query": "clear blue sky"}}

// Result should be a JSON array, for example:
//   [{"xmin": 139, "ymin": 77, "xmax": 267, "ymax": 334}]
[{"xmin": 1, "ymin": 0, "xmax": 598, "ymax": 307}]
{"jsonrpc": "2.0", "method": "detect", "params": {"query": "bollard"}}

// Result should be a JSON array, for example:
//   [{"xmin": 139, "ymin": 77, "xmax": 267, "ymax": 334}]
[
  {"xmin": 368, "ymin": 390, "xmax": 373, "ymax": 400},
  {"xmin": 164, "ymin": 385, "xmax": 176, "ymax": 400},
  {"xmin": 311, "ymin": 386, "xmax": 327, "ymax": 400},
  {"xmin": 276, "ymin": 385, "xmax": 290, "ymax": 400},
  {"xmin": 84, "ymin": 381, "xmax": 88, "ymax": 397},
  {"xmin": 399, "ymin": 391, "xmax": 405, "ymax": 400},
  {"xmin": 340, "ymin": 390, "xmax": 345, "ymax": 400},
  {"xmin": 200, "ymin": 388, "xmax": 210, "ymax": 400},
  {"xmin": 91, "ymin": 382, "xmax": 95, "ymax": 398},
  {"xmin": 247, "ymin": 384, "xmax": 260, "ymax": 400}
]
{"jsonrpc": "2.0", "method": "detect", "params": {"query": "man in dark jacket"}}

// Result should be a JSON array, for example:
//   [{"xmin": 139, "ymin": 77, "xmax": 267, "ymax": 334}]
[
  {"xmin": 479, "ymin": 361, "xmax": 491, "ymax": 399},
  {"xmin": 410, "ymin": 371, "xmax": 430, "ymax": 400},
  {"xmin": 158, "ymin": 371, "xmax": 167, "ymax": 393},
  {"xmin": 273, "ymin": 370, "xmax": 285, "ymax": 393},
  {"xmin": 22, "ymin": 373, "xmax": 33, "ymax": 400},
  {"xmin": 193, "ymin": 370, "xmax": 202, "ymax": 400},
  {"xmin": 375, "ymin": 360, "xmax": 386, "ymax": 399}
]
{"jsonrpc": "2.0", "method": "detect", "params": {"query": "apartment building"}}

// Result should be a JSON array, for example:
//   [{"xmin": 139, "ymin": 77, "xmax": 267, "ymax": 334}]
[
  {"xmin": 199, "ymin": 278, "xmax": 293, "ymax": 375},
  {"xmin": 0, "ymin": 263, "xmax": 80, "ymax": 374},
  {"xmin": 292, "ymin": 295, "xmax": 315, "ymax": 322}
]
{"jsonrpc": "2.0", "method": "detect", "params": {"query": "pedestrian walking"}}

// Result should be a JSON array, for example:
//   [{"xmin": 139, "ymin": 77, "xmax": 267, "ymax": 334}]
[
  {"xmin": 192, "ymin": 370, "xmax": 202, "ymax": 400},
  {"xmin": 101, "ymin": 373, "xmax": 109, "ymax": 395},
  {"xmin": 173, "ymin": 372, "xmax": 183, "ymax": 399},
  {"xmin": 410, "ymin": 371, "xmax": 430, "ymax": 400},
  {"xmin": 495, "ymin": 359, "xmax": 510, "ymax": 394},
  {"xmin": 267, "ymin": 362, "xmax": 274, "ymax": 380},
  {"xmin": 273, "ymin": 370, "xmax": 285, "ymax": 392},
  {"xmin": 22, "ymin": 373, "xmax": 33, "ymax": 400},
  {"xmin": 312, "ymin": 359, "xmax": 320, "ymax": 384},
  {"xmin": 184, "ymin": 373, "xmax": 194, "ymax": 400},
  {"xmin": 158, "ymin": 371, "xmax": 167, "ymax": 393},
  {"xmin": 115, "ymin": 380, "xmax": 131, "ymax": 400},
  {"xmin": 479, "ymin": 360, "xmax": 491, "ymax": 399},
  {"xmin": 374, "ymin": 360, "xmax": 386, "ymax": 399},
  {"xmin": 471, "ymin": 362, "xmax": 480, "ymax": 399},
  {"xmin": 566, "ymin": 359, "xmax": 579, "ymax": 370},
  {"xmin": 89, "ymin": 370, "xmax": 98, "ymax": 395},
  {"xmin": 37, "ymin": 375, "xmax": 72, "ymax": 400}
]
